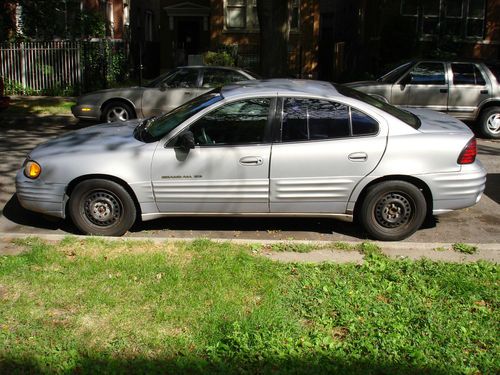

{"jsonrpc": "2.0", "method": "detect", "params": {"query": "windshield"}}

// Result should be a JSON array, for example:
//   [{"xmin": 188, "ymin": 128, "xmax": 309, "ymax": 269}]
[
  {"xmin": 335, "ymin": 84, "xmax": 421, "ymax": 129},
  {"xmin": 136, "ymin": 89, "xmax": 223, "ymax": 142},
  {"xmin": 378, "ymin": 62, "xmax": 414, "ymax": 83}
]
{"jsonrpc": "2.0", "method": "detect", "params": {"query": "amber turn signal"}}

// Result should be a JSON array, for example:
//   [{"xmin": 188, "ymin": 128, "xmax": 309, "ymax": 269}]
[{"xmin": 24, "ymin": 161, "xmax": 42, "ymax": 179}]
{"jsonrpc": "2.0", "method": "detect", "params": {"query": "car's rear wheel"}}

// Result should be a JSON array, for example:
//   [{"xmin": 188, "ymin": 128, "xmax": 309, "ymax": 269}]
[
  {"xmin": 102, "ymin": 101, "xmax": 135, "ymax": 123},
  {"xmin": 479, "ymin": 107, "xmax": 500, "ymax": 139},
  {"xmin": 69, "ymin": 179, "xmax": 136, "ymax": 236},
  {"xmin": 359, "ymin": 181, "xmax": 427, "ymax": 241}
]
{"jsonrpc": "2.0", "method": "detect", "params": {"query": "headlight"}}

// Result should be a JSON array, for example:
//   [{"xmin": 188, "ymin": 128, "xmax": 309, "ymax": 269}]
[{"xmin": 24, "ymin": 160, "xmax": 42, "ymax": 179}]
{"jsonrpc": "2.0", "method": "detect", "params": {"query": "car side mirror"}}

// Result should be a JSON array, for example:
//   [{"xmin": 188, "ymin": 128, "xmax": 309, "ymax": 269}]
[
  {"xmin": 159, "ymin": 82, "xmax": 168, "ymax": 91},
  {"xmin": 175, "ymin": 131, "xmax": 195, "ymax": 151}
]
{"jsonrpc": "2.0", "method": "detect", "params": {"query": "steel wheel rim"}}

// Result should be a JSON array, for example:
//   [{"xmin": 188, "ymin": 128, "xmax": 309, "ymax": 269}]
[
  {"xmin": 486, "ymin": 113, "xmax": 500, "ymax": 134},
  {"xmin": 83, "ymin": 190, "xmax": 122, "ymax": 227},
  {"xmin": 374, "ymin": 192, "xmax": 413, "ymax": 229},
  {"xmin": 106, "ymin": 106, "xmax": 129, "ymax": 122}
]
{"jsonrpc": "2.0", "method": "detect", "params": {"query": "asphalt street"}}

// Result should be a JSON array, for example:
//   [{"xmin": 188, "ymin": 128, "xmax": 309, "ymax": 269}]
[{"xmin": 0, "ymin": 114, "xmax": 499, "ymax": 244}]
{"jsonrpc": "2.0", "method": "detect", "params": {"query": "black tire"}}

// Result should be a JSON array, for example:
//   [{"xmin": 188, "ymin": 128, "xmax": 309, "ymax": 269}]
[
  {"xmin": 101, "ymin": 101, "xmax": 135, "ymax": 123},
  {"xmin": 359, "ymin": 181, "xmax": 427, "ymax": 241},
  {"xmin": 68, "ymin": 179, "xmax": 136, "ymax": 236},
  {"xmin": 479, "ymin": 107, "xmax": 500, "ymax": 139}
]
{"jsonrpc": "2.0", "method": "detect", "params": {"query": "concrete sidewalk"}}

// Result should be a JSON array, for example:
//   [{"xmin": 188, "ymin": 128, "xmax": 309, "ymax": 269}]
[{"xmin": 1, "ymin": 232, "xmax": 498, "ymax": 263}]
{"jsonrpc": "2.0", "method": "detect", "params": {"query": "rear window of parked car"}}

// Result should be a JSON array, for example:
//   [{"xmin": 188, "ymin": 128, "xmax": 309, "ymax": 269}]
[{"xmin": 451, "ymin": 63, "xmax": 486, "ymax": 85}]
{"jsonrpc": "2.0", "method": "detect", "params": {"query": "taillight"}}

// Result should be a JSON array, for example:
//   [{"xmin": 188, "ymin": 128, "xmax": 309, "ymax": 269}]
[{"xmin": 457, "ymin": 137, "xmax": 476, "ymax": 164}]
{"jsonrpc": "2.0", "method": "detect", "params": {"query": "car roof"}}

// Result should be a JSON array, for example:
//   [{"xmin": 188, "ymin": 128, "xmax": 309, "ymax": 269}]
[
  {"xmin": 177, "ymin": 65, "xmax": 245, "ymax": 71},
  {"xmin": 221, "ymin": 79, "xmax": 338, "ymax": 98}
]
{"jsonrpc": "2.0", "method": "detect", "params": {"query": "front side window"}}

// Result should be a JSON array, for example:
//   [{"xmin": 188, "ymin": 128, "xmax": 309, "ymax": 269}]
[
  {"xmin": 409, "ymin": 62, "xmax": 446, "ymax": 85},
  {"xmin": 452, "ymin": 63, "xmax": 486, "ymax": 85},
  {"xmin": 202, "ymin": 69, "xmax": 247, "ymax": 88},
  {"xmin": 189, "ymin": 98, "xmax": 271, "ymax": 146}
]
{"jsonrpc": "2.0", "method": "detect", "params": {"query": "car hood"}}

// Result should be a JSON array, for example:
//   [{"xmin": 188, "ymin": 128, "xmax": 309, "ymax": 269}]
[
  {"xmin": 405, "ymin": 108, "xmax": 473, "ymax": 135},
  {"xmin": 77, "ymin": 87, "xmax": 144, "ymax": 102},
  {"xmin": 29, "ymin": 120, "xmax": 144, "ymax": 160}
]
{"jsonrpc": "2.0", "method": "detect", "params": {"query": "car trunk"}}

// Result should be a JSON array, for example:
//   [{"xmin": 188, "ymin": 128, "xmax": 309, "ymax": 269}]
[{"xmin": 404, "ymin": 108, "xmax": 473, "ymax": 135}]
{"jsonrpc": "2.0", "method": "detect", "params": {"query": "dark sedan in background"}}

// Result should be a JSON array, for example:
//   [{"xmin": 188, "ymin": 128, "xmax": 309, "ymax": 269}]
[
  {"xmin": 346, "ymin": 60, "xmax": 500, "ymax": 138},
  {"xmin": 72, "ymin": 66, "xmax": 257, "ymax": 123}
]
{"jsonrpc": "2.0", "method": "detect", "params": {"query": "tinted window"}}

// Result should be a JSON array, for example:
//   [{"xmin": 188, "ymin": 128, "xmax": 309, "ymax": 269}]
[
  {"xmin": 452, "ymin": 63, "xmax": 486, "ymax": 85},
  {"xmin": 202, "ymin": 69, "xmax": 247, "ymax": 88},
  {"xmin": 409, "ymin": 62, "xmax": 446, "ymax": 85},
  {"xmin": 189, "ymin": 98, "xmax": 270, "ymax": 146},
  {"xmin": 282, "ymin": 98, "xmax": 350, "ymax": 142},
  {"xmin": 351, "ymin": 108, "xmax": 379, "ymax": 136},
  {"xmin": 164, "ymin": 68, "xmax": 199, "ymax": 88}
]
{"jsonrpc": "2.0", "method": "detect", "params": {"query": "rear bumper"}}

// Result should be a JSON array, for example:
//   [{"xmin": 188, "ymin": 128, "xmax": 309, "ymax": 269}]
[
  {"xmin": 418, "ymin": 161, "xmax": 487, "ymax": 214},
  {"xmin": 71, "ymin": 104, "xmax": 101, "ymax": 120}
]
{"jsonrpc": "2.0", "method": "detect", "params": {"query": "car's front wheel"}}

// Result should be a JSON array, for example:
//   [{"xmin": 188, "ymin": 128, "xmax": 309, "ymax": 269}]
[
  {"xmin": 359, "ymin": 181, "xmax": 427, "ymax": 241},
  {"xmin": 479, "ymin": 107, "xmax": 500, "ymax": 139},
  {"xmin": 68, "ymin": 179, "xmax": 136, "ymax": 236},
  {"xmin": 102, "ymin": 101, "xmax": 135, "ymax": 123}
]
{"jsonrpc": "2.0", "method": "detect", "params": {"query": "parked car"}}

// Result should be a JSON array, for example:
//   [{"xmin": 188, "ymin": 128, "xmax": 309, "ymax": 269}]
[
  {"xmin": 0, "ymin": 76, "xmax": 10, "ymax": 110},
  {"xmin": 346, "ymin": 60, "xmax": 500, "ymax": 139},
  {"xmin": 18, "ymin": 80, "xmax": 485, "ymax": 241},
  {"xmin": 71, "ymin": 66, "xmax": 258, "ymax": 123}
]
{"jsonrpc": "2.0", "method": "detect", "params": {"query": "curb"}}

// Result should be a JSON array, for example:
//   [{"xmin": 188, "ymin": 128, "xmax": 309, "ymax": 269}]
[{"xmin": 1, "ymin": 232, "xmax": 498, "ymax": 263}]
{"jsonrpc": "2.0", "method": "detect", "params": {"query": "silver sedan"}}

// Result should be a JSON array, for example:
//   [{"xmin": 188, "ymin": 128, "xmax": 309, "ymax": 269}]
[
  {"xmin": 71, "ymin": 66, "xmax": 257, "ymax": 122},
  {"xmin": 18, "ymin": 80, "xmax": 486, "ymax": 241}
]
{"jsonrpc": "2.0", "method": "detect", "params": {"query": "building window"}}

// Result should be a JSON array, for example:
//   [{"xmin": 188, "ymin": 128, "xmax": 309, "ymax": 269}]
[
  {"xmin": 225, "ymin": 0, "xmax": 299, "ymax": 30},
  {"xmin": 400, "ymin": 0, "xmax": 486, "ymax": 39},
  {"xmin": 144, "ymin": 11, "xmax": 153, "ymax": 42}
]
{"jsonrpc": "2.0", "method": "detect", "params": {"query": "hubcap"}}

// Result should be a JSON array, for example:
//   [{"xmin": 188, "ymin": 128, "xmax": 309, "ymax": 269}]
[
  {"xmin": 375, "ymin": 192, "xmax": 413, "ymax": 228},
  {"xmin": 486, "ymin": 113, "xmax": 500, "ymax": 134},
  {"xmin": 83, "ymin": 191, "xmax": 121, "ymax": 227},
  {"xmin": 106, "ymin": 106, "xmax": 129, "ymax": 122}
]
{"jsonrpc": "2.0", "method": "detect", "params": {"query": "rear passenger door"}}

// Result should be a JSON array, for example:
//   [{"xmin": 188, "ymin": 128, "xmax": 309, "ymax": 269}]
[
  {"xmin": 448, "ymin": 62, "xmax": 491, "ymax": 118},
  {"xmin": 269, "ymin": 98, "xmax": 387, "ymax": 214}
]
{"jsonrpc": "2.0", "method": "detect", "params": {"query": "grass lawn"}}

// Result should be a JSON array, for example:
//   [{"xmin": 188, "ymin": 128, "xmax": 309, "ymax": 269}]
[
  {"xmin": 3, "ymin": 97, "xmax": 75, "ymax": 116},
  {"xmin": 0, "ymin": 238, "xmax": 498, "ymax": 374}
]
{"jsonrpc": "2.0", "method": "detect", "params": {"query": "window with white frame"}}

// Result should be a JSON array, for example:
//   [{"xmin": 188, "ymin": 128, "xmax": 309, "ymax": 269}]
[
  {"xmin": 225, "ymin": 0, "xmax": 299, "ymax": 31},
  {"xmin": 400, "ymin": 0, "xmax": 486, "ymax": 39}
]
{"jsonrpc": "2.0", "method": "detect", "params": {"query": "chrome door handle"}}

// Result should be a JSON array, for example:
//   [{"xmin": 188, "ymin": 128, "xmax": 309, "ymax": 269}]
[
  {"xmin": 184, "ymin": 91, "xmax": 192, "ymax": 95},
  {"xmin": 239, "ymin": 156, "xmax": 263, "ymax": 166},
  {"xmin": 348, "ymin": 152, "xmax": 368, "ymax": 162},
  {"xmin": 480, "ymin": 90, "xmax": 489, "ymax": 94},
  {"xmin": 440, "ymin": 88, "xmax": 448, "ymax": 93}
]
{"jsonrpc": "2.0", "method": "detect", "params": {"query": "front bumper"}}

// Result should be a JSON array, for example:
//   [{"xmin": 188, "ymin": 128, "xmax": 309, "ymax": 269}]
[
  {"xmin": 71, "ymin": 104, "xmax": 101, "ymax": 120},
  {"xmin": 15, "ymin": 171, "xmax": 67, "ymax": 219}
]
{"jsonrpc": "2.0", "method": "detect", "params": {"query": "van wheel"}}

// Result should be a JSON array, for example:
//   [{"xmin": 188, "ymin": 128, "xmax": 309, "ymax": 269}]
[
  {"xmin": 69, "ymin": 179, "xmax": 136, "ymax": 236},
  {"xmin": 479, "ymin": 107, "xmax": 500, "ymax": 139},
  {"xmin": 359, "ymin": 181, "xmax": 427, "ymax": 241}
]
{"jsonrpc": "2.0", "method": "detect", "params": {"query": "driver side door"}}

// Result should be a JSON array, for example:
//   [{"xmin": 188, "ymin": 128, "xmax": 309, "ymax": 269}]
[{"xmin": 151, "ymin": 97, "xmax": 275, "ymax": 213}]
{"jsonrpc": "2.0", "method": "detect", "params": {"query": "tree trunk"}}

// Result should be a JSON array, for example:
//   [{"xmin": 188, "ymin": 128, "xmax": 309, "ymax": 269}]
[{"xmin": 256, "ymin": 0, "xmax": 290, "ymax": 78}]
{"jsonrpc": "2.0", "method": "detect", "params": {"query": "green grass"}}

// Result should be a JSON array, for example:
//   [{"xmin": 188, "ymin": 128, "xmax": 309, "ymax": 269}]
[
  {"xmin": 452, "ymin": 243, "xmax": 478, "ymax": 255},
  {"xmin": 3, "ymin": 97, "xmax": 75, "ymax": 116},
  {"xmin": 0, "ymin": 237, "xmax": 498, "ymax": 374}
]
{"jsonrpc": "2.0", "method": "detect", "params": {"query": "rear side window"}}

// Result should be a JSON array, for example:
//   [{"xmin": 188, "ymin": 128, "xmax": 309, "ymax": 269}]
[
  {"xmin": 409, "ymin": 62, "xmax": 446, "ymax": 85},
  {"xmin": 281, "ymin": 98, "xmax": 378, "ymax": 142},
  {"xmin": 451, "ymin": 63, "xmax": 486, "ymax": 85}
]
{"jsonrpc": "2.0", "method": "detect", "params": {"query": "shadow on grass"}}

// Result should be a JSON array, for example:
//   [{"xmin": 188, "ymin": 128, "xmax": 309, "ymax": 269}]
[{"xmin": 0, "ymin": 355, "xmax": 451, "ymax": 375}]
